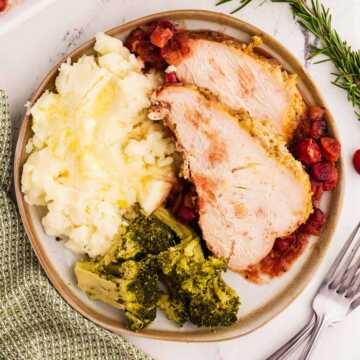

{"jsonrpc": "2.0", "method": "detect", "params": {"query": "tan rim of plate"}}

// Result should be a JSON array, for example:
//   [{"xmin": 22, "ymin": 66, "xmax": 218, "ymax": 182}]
[{"xmin": 14, "ymin": 9, "xmax": 344, "ymax": 342}]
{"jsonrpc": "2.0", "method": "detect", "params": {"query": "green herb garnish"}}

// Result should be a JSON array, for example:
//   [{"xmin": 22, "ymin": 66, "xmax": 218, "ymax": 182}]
[{"xmin": 216, "ymin": 0, "xmax": 254, "ymax": 13}]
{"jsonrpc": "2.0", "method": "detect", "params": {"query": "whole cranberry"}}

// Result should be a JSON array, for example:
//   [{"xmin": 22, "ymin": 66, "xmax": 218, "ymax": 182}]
[
  {"xmin": 165, "ymin": 71, "xmax": 178, "ymax": 84},
  {"xmin": 353, "ymin": 149, "xmax": 360, "ymax": 174},
  {"xmin": 320, "ymin": 137, "xmax": 341, "ymax": 162},
  {"xmin": 309, "ymin": 106, "xmax": 326, "ymax": 122},
  {"xmin": 293, "ymin": 117, "xmax": 311, "ymax": 140},
  {"xmin": 311, "ymin": 180, "xmax": 324, "ymax": 202},
  {"xmin": 0, "ymin": 0, "xmax": 7, "ymax": 11},
  {"xmin": 302, "ymin": 208, "xmax": 326, "ymax": 236},
  {"xmin": 177, "ymin": 206, "xmax": 196, "ymax": 223},
  {"xmin": 310, "ymin": 120, "xmax": 327, "ymax": 139},
  {"xmin": 322, "ymin": 169, "xmax": 339, "ymax": 191},
  {"xmin": 125, "ymin": 28, "xmax": 147, "ymax": 53},
  {"xmin": 136, "ymin": 42, "xmax": 162, "ymax": 64},
  {"xmin": 295, "ymin": 138, "xmax": 322, "ymax": 165},
  {"xmin": 311, "ymin": 162, "xmax": 337, "ymax": 183}
]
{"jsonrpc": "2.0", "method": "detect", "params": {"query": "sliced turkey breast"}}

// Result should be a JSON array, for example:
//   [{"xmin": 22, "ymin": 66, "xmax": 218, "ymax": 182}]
[
  {"xmin": 165, "ymin": 32, "xmax": 306, "ymax": 141},
  {"xmin": 154, "ymin": 85, "xmax": 312, "ymax": 271}
]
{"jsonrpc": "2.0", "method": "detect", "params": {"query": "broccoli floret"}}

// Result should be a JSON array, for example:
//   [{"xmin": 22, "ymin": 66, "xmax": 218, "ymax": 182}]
[
  {"xmin": 158, "ymin": 237, "xmax": 205, "ymax": 283},
  {"xmin": 182, "ymin": 257, "xmax": 240, "ymax": 327},
  {"xmin": 75, "ymin": 256, "xmax": 159, "ymax": 331},
  {"xmin": 100, "ymin": 211, "xmax": 179, "ymax": 266},
  {"xmin": 127, "ymin": 214, "xmax": 179, "ymax": 255},
  {"xmin": 158, "ymin": 293, "xmax": 189, "ymax": 326},
  {"xmin": 157, "ymin": 239, "xmax": 240, "ymax": 328},
  {"xmin": 153, "ymin": 207, "xmax": 196, "ymax": 241}
]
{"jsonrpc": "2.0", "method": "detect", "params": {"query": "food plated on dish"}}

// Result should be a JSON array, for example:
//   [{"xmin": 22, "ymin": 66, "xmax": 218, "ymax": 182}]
[{"xmin": 15, "ymin": 11, "xmax": 343, "ymax": 340}]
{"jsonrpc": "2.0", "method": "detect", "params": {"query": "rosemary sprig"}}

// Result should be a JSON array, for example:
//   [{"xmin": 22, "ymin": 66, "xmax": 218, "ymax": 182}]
[
  {"xmin": 216, "ymin": 0, "xmax": 254, "ymax": 13},
  {"xmin": 216, "ymin": 0, "xmax": 360, "ymax": 120}
]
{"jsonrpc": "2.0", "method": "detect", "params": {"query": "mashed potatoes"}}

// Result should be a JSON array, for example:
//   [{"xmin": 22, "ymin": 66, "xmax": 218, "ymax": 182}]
[{"xmin": 22, "ymin": 33, "xmax": 176, "ymax": 257}]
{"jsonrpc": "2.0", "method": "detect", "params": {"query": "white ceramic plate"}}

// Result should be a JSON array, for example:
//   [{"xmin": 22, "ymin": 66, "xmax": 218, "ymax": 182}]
[{"xmin": 14, "ymin": 10, "xmax": 343, "ymax": 342}]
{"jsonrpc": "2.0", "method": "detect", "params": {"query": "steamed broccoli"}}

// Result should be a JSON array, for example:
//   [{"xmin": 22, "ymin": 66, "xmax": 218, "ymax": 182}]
[
  {"xmin": 153, "ymin": 207, "xmax": 196, "ymax": 241},
  {"xmin": 75, "ymin": 207, "xmax": 240, "ymax": 331},
  {"xmin": 75, "ymin": 256, "xmax": 159, "ymax": 331},
  {"xmin": 157, "ymin": 237, "xmax": 240, "ymax": 328},
  {"xmin": 182, "ymin": 257, "xmax": 240, "ymax": 327},
  {"xmin": 99, "ymin": 211, "xmax": 180, "ymax": 267},
  {"xmin": 158, "ymin": 293, "xmax": 189, "ymax": 326},
  {"xmin": 158, "ymin": 238, "xmax": 204, "ymax": 283}
]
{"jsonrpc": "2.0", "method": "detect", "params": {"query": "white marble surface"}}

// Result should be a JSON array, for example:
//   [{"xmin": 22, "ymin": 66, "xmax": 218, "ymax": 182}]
[{"xmin": 1, "ymin": 0, "xmax": 360, "ymax": 359}]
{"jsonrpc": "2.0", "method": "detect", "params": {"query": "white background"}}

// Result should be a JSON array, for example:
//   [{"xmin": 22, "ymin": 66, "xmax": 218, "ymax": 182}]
[{"xmin": 1, "ymin": 0, "xmax": 360, "ymax": 359}]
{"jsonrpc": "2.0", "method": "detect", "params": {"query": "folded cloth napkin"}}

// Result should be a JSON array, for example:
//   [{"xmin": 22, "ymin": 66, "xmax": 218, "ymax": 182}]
[{"xmin": 0, "ymin": 90, "xmax": 152, "ymax": 360}]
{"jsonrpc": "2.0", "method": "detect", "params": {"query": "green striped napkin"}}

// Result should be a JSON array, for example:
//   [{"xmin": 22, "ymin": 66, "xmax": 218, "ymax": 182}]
[{"xmin": 0, "ymin": 90, "xmax": 152, "ymax": 360}]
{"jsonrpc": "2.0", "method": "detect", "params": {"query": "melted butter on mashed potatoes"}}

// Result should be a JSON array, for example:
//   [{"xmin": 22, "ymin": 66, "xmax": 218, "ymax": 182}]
[{"xmin": 22, "ymin": 33, "xmax": 176, "ymax": 257}]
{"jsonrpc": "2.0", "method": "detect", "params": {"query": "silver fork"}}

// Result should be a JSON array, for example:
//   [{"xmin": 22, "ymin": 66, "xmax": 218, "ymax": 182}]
[{"xmin": 266, "ymin": 221, "xmax": 360, "ymax": 360}]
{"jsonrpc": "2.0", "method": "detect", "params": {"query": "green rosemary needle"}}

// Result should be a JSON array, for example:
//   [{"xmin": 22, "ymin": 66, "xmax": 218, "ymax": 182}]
[{"xmin": 216, "ymin": 0, "xmax": 254, "ymax": 13}]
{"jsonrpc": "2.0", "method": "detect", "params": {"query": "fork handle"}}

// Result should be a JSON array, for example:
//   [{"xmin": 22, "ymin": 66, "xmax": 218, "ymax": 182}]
[
  {"xmin": 299, "ymin": 313, "xmax": 327, "ymax": 360},
  {"xmin": 265, "ymin": 313, "xmax": 316, "ymax": 360}
]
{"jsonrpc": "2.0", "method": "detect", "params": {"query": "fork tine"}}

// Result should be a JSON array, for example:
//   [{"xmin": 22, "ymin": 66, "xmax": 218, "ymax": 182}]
[
  {"xmin": 342, "ymin": 264, "xmax": 356, "ymax": 285},
  {"xmin": 345, "ymin": 272, "xmax": 360, "ymax": 298},
  {"xmin": 330, "ymin": 231, "xmax": 360, "ymax": 289},
  {"xmin": 338, "ymin": 255, "xmax": 360, "ymax": 294},
  {"xmin": 323, "ymin": 221, "xmax": 360, "ymax": 286},
  {"xmin": 344, "ymin": 264, "xmax": 360, "ymax": 288},
  {"xmin": 351, "ymin": 296, "xmax": 360, "ymax": 311}
]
